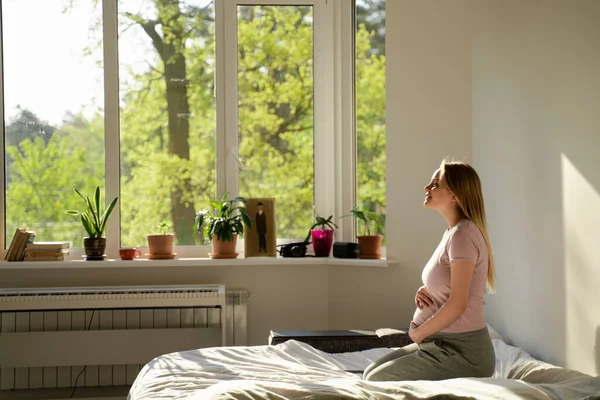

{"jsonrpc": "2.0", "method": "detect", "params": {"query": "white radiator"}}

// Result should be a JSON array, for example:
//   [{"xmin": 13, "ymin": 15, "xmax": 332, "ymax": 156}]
[{"xmin": 0, "ymin": 285, "xmax": 249, "ymax": 390}]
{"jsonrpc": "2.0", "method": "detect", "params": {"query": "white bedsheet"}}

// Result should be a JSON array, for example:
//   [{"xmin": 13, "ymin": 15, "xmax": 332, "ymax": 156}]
[{"xmin": 128, "ymin": 339, "xmax": 600, "ymax": 399}]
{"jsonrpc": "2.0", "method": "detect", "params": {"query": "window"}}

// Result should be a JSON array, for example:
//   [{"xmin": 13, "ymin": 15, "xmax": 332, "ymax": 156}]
[
  {"xmin": 356, "ymin": 0, "xmax": 386, "ymax": 240},
  {"xmin": 0, "ymin": 0, "xmax": 386, "ymax": 254},
  {"xmin": 237, "ymin": 5, "xmax": 315, "ymax": 239},
  {"xmin": 2, "ymin": 0, "xmax": 105, "ymax": 248},
  {"xmin": 118, "ymin": 0, "xmax": 216, "ymax": 247}
]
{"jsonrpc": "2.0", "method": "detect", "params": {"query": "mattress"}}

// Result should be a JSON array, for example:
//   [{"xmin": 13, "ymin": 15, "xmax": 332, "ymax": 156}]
[{"xmin": 128, "ymin": 338, "xmax": 600, "ymax": 399}]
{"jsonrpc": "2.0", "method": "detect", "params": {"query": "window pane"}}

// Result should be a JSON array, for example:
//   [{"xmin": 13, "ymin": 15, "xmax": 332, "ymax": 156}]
[
  {"xmin": 237, "ymin": 5, "xmax": 314, "ymax": 240},
  {"xmin": 118, "ymin": 0, "xmax": 216, "ymax": 247},
  {"xmin": 3, "ymin": 0, "xmax": 105, "ymax": 248},
  {"xmin": 356, "ymin": 0, "xmax": 386, "ymax": 240}
]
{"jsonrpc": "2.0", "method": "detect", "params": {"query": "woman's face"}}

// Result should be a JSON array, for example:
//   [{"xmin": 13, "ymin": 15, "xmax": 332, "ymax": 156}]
[{"xmin": 423, "ymin": 169, "xmax": 454, "ymax": 210}]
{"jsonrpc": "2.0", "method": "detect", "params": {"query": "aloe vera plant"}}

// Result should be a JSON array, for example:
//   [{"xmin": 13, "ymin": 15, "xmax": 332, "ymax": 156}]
[
  {"xmin": 304, "ymin": 214, "xmax": 338, "ymax": 257},
  {"xmin": 304, "ymin": 214, "xmax": 338, "ymax": 243},
  {"xmin": 66, "ymin": 186, "xmax": 118, "ymax": 238}
]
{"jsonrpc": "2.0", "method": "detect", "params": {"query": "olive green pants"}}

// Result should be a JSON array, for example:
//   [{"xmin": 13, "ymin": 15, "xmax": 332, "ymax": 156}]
[{"xmin": 363, "ymin": 327, "xmax": 495, "ymax": 381}]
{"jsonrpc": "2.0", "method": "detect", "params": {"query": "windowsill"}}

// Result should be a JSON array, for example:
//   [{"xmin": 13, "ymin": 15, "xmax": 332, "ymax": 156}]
[{"xmin": 0, "ymin": 257, "xmax": 395, "ymax": 270}]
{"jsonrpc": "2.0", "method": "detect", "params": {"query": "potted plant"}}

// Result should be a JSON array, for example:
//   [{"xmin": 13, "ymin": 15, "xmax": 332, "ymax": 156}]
[
  {"xmin": 193, "ymin": 193, "xmax": 252, "ymax": 259},
  {"xmin": 342, "ymin": 206, "xmax": 383, "ymax": 259},
  {"xmin": 304, "ymin": 214, "xmax": 338, "ymax": 257},
  {"xmin": 66, "ymin": 186, "xmax": 118, "ymax": 260},
  {"xmin": 147, "ymin": 221, "xmax": 175, "ymax": 258}
]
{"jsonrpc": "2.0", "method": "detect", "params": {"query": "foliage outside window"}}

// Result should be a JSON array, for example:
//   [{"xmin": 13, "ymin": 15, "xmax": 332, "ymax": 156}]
[
  {"xmin": 1, "ymin": 0, "xmax": 386, "ymax": 250},
  {"xmin": 356, "ymin": 0, "xmax": 386, "ymax": 242},
  {"xmin": 237, "ymin": 5, "xmax": 315, "ymax": 240},
  {"xmin": 117, "ymin": 0, "xmax": 217, "ymax": 247},
  {"xmin": 2, "ymin": 0, "xmax": 105, "ymax": 248}
]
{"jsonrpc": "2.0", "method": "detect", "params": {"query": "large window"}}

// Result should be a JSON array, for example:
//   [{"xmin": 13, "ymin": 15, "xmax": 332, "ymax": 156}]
[
  {"xmin": 0, "ymin": 0, "xmax": 386, "ymax": 254},
  {"xmin": 2, "ymin": 0, "xmax": 105, "ymax": 248}
]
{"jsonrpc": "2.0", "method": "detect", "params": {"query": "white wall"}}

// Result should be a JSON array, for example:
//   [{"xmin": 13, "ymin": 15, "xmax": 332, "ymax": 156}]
[
  {"xmin": 472, "ymin": 0, "xmax": 600, "ymax": 375},
  {"xmin": 0, "ymin": 0, "xmax": 473, "ymax": 348},
  {"xmin": 7, "ymin": 0, "xmax": 598, "ymax": 378},
  {"xmin": 329, "ymin": 0, "xmax": 472, "ymax": 330}
]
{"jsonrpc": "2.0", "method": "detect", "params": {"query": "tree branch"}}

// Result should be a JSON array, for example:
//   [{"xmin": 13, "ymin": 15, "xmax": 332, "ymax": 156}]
[
  {"xmin": 186, "ymin": 4, "xmax": 215, "ymax": 22},
  {"xmin": 122, "ymin": 12, "xmax": 164, "ymax": 55}
]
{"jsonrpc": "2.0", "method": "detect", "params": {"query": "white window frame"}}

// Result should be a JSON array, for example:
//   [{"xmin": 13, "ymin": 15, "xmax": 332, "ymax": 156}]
[
  {"xmin": 219, "ymin": 0, "xmax": 356, "ymax": 244},
  {"xmin": 104, "ymin": 0, "xmax": 121, "ymax": 256},
  {"xmin": 0, "ymin": 0, "xmax": 360, "ymax": 258}
]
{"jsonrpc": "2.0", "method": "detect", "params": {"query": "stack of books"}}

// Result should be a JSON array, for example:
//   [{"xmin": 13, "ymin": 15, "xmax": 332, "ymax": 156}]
[
  {"xmin": 5, "ymin": 228, "xmax": 36, "ymax": 261},
  {"xmin": 25, "ymin": 242, "xmax": 70, "ymax": 261}
]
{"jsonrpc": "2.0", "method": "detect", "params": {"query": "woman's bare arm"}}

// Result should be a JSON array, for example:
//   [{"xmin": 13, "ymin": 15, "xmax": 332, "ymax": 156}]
[{"xmin": 409, "ymin": 260, "xmax": 474, "ymax": 343}]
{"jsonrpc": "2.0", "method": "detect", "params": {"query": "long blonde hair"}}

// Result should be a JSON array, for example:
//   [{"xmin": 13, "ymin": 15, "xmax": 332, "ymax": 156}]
[{"xmin": 439, "ymin": 160, "xmax": 496, "ymax": 293}]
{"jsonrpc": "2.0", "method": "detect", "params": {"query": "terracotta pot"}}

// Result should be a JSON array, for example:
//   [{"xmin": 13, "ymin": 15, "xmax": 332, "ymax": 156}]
[
  {"xmin": 311, "ymin": 229, "xmax": 334, "ymax": 257},
  {"xmin": 147, "ymin": 234, "xmax": 174, "ymax": 255},
  {"xmin": 211, "ymin": 234, "xmax": 238, "ymax": 258},
  {"xmin": 357, "ymin": 235, "xmax": 383, "ymax": 259},
  {"xmin": 84, "ymin": 237, "xmax": 106, "ymax": 257}
]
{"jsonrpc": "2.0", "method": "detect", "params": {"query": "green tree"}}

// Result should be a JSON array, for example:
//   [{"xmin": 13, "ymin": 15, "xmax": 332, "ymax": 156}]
[
  {"xmin": 4, "ymin": 108, "xmax": 56, "ymax": 185},
  {"xmin": 101, "ymin": 1, "xmax": 385, "ymax": 244},
  {"xmin": 5, "ymin": 2, "xmax": 386, "ymax": 247},
  {"xmin": 236, "ymin": 6, "xmax": 315, "ymax": 239},
  {"xmin": 5, "ymin": 107, "xmax": 55, "ymax": 148},
  {"xmin": 117, "ymin": 0, "xmax": 217, "ymax": 245},
  {"xmin": 5, "ymin": 134, "xmax": 103, "ymax": 247},
  {"xmin": 118, "ymin": 0, "xmax": 206, "ymax": 244},
  {"xmin": 356, "ymin": 0, "xmax": 386, "ymax": 55},
  {"xmin": 356, "ymin": 21, "xmax": 387, "ymax": 238}
]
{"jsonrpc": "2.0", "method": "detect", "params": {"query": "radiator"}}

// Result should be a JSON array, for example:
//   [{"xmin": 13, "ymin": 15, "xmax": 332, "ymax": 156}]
[{"xmin": 0, "ymin": 285, "xmax": 249, "ymax": 390}]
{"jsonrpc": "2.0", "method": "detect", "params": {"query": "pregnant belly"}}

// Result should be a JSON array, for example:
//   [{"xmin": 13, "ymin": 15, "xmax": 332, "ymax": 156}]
[{"xmin": 412, "ymin": 305, "xmax": 437, "ymax": 326}]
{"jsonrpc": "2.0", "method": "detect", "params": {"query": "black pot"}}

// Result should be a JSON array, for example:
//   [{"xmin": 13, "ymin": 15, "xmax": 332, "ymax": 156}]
[{"xmin": 84, "ymin": 237, "xmax": 106, "ymax": 258}]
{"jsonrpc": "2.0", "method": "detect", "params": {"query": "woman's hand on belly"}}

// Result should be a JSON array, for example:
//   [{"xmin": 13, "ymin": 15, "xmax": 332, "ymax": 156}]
[{"xmin": 415, "ymin": 286, "xmax": 434, "ymax": 310}]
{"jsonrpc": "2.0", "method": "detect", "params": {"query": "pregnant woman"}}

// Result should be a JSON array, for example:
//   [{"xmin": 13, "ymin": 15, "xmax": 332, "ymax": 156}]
[{"xmin": 364, "ymin": 160, "xmax": 496, "ymax": 381}]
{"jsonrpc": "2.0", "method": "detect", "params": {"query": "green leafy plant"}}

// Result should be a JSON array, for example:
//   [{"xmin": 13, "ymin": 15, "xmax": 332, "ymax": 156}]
[
  {"xmin": 304, "ymin": 214, "xmax": 338, "ymax": 242},
  {"xmin": 66, "ymin": 186, "xmax": 118, "ymax": 239},
  {"xmin": 341, "ymin": 206, "xmax": 382, "ymax": 236},
  {"xmin": 193, "ymin": 193, "xmax": 252, "ymax": 242},
  {"xmin": 157, "ymin": 221, "xmax": 171, "ymax": 235}
]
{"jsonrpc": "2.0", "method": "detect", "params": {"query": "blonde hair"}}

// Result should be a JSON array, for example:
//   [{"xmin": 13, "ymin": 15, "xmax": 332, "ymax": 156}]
[{"xmin": 439, "ymin": 160, "xmax": 496, "ymax": 293}]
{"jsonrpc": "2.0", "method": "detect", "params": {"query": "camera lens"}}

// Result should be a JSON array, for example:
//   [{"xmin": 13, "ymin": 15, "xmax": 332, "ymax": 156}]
[{"xmin": 290, "ymin": 246, "xmax": 301, "ymax": 257}]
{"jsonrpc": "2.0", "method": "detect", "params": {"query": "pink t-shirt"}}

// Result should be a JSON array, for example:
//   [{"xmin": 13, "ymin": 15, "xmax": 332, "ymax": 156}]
[{"xmin": 412, "ymin": 219, "xmax": 489, "ymax": 333}]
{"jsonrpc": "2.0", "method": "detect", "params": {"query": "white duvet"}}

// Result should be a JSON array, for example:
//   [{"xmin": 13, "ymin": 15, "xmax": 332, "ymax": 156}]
[{"xmin": 128, "ymin": 339, "xmax": 600, "ymax": 399}]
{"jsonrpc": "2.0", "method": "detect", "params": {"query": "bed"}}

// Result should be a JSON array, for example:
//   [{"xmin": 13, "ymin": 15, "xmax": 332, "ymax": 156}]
[{"xmin": 128, "ymin": 330, "xmax": 600, "ymax": 399}]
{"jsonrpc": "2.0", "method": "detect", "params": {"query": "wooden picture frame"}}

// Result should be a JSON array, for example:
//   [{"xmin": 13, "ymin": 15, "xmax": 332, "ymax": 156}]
[{"xmin": 244, "ymin": 198, "xmax": 276, "ymax": 257}]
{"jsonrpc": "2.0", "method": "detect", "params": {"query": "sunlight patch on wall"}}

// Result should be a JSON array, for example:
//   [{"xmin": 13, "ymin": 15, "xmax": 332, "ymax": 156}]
[{"xmin": 562, "ymin": 153, "xmax": 600, "ymax": 375}]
